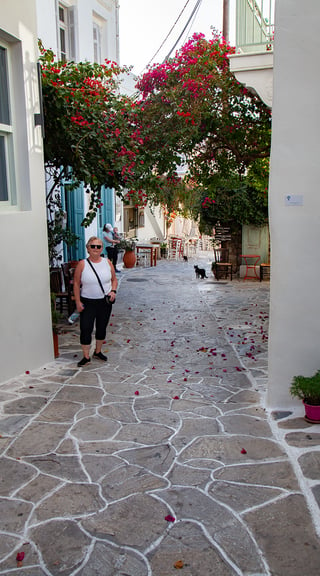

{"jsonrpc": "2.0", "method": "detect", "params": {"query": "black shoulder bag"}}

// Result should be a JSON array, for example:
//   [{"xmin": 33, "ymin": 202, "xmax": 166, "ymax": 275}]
[{"xmin": 87, "ymin": 259, "xmax": 115, "ymax": 304}]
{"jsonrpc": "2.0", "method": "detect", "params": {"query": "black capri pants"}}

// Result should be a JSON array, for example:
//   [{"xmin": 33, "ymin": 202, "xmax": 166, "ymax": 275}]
[{"xmin": 80, "ymin": 297, "xmax": 112, "ymax": 345}]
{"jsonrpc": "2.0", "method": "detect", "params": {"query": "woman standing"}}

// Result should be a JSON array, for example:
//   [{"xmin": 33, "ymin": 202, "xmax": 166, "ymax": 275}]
[
  {"xmin": 73, "ymin": 237, "xmax": 118, "ymax": 367},
  {"xmin": 103, "ymin": 223, "xmax": 116, "ymax": 262}
]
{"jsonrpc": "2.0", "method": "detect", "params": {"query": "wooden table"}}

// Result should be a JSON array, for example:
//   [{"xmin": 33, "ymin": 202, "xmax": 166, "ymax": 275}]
[
  {"xmin": 240, "ymin": 254, "xmax": 261, "ymax": 280},
  {"xmin": 136, "ymin": 244, "xmax": 157, "ymax": 267}
]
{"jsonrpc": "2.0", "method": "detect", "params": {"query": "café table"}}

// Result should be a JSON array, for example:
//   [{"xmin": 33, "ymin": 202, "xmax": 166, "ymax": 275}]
[{"xmin": 240, "ymin": 254, "xmax": 261, "ymax": 280}]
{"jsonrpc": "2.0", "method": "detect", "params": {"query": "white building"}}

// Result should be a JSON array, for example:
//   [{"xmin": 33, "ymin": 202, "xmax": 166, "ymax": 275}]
[
  {"xmin": 0, "ymin": 0, "xmax": 53, "ymax": 382},
  {"xmin": 230, "ymin": 0, "xmax": 320, "ymax": 408}
]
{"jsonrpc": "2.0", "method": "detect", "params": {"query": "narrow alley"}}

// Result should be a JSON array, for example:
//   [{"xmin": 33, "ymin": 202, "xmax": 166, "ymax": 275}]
[{"xmin": 0, "ymin": 257, "xmax": 319, "ymax": 575}]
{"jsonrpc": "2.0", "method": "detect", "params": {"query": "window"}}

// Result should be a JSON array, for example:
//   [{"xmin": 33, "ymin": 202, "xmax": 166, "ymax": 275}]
[
  {"xmin": 93, "ymin": 13, "xmax": 107, "ymax": 64},
  {"xmin": 0, "ymin": 44, "xmax": 15, "ymax": 205},
  {"xmin": 93, "ymin": 22, "xmax": 102, "ymax": 63},
  {"xmin": 58, "ymin": 3, "xmax": 76, "ymax": 62}
]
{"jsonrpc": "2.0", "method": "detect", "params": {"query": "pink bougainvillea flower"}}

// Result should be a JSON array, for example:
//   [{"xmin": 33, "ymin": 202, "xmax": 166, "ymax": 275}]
[
  {"xmin": 241, "ymin": 448, "xmax": 247, "ymax": 454},
  {"xmin": 152, "ymin": 366, "xmax": 156, "ymax": 370},
  {"xmin": 25, "ymin": 371, "xmax": 30, "ymax": 374},
  {"xmin": 163, "ymin": 330, "xmax": 167, "ymax": 333},
  {"xmin": 165, "ymin": 514, "xmax": 175, "ymax": 522},
  {"xmin": 168, "ymin": 379, "xmax": 172, "ymax": 382},
  {"xmin": 173, "ymin": 396, "xmax": 179, "ymax": 400},
  {"xmin": 134, "ymin": 390, "xmax": 139, "ymax": 395},
  {"xmin": 223, "ymin": 369, "xmax": 227, "ymax": 372},
  {"xmin": 183, "ymin": 377, "xmax": 187, "ymax": 381},
  {"xmin": 127, "ymin": 339, "xmax": 131, "ymax": 343},
  {"xmin": 29, "ymin": 386, "xmax": 34, "ymax": 389}
]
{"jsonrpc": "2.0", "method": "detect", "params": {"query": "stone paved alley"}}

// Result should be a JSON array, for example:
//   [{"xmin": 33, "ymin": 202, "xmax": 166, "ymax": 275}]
[{"xmin": 0, "ymin": 256, "xmax": 320, "ymax": 575}]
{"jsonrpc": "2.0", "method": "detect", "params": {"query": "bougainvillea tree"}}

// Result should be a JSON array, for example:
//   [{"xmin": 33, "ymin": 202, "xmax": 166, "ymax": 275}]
[
  {"xmin": 39, "ymin": 42, "xmax": 151, "ymax": 229},
  {"xmin": 135, "ymin": 30, "xmax": 272, "ymax": 232}
]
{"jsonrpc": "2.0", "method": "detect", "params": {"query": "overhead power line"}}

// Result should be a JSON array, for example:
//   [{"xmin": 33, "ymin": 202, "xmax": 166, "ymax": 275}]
[
  {"xmin": 143, "ymin": 0, "xmax": 193, "ymax": 72},
  {"xmin": 164, "ymin": 0, "xmax": 203, "ymax": 61}
]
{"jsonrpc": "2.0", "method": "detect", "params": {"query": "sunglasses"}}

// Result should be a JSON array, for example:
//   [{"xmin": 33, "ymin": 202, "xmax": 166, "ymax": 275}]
[{"xmin": 90, "ymin": 244, "xmax": 103, "ymax": 249}]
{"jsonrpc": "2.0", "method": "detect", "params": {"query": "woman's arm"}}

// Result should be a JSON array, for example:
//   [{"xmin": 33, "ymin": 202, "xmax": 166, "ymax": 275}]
[
  {"xmin": 73, "ymin": 260, "xmax": 85, "ymax": 312},
  {"xmin": 103, "ymin": 233, "xmax": 115, "ymax": 244},
  {"xmin": 107, "ymin": 260, "xmax": 118, "ymax": 302}
]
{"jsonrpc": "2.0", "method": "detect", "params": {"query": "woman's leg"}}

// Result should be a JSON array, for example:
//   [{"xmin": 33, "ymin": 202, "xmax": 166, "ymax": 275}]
[
  {"xmin": 95, "ymin": 299, "xmax": 112, "ymax": 353},
  {"xmin": 106, "ymin": 246, "xmax": 114, "ymax": 261},
  {"xmin": 113, "ymin": 247, "xmax": 118, "ymax": 267},
  {"xmin": 79, "ymin": 298, "xmax": 96, "ymax": 358}
]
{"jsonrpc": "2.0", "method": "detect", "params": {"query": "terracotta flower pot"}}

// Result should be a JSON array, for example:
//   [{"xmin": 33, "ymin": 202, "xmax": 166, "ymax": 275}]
[
  {"xmin": 53, "ymin": 331, "xmax": 59, "ymax": 358},
  {"xmin": 303, "ymin": 401, "xmax": 320, "ymax": 423},
  {"xmin": 123, "ymin": 250, "xmax": 136, "ymax": 268}
]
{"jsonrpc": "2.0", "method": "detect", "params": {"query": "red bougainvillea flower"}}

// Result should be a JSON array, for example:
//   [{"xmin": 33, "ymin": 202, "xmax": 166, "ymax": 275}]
[
  {"xmin": 173, "ymin": 396, "xmax": 179, "ymax": 400},
  {"xmin": 134, "ymin": 390, "xmax": 139, "ymax": 395},
  {"xmin": 25, "ymin": 371, "xmax": 30, "ymax": 374},
  {"xmin": 165, "ymin": 514, "xmax": 175, "ymax": 522},
  {"xmin": 241, "ymin": 448, "xmax": 247, "ymax": 454},
  {"xmin": 16, "ymin": 552, "xmax": 25, "ymax": 563}
]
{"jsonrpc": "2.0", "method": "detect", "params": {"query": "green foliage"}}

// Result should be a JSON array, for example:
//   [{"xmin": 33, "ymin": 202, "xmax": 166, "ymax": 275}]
[
  {"xmin": 290, "ymin": 371, "xmax": 320, "ymax": 405},
  {"xmin": 50, "ymin": 292, "xmax": 63, "ymax": 332},
  {"xmin": 118, "ymin": 237, "xmax": 137, "ymax": 251}
]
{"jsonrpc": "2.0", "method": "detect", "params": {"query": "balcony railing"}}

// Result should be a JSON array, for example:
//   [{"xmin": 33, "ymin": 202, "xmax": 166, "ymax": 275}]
[{"xmin": 236, "ymin": 0, "xmax": 275, "ymax": 53}]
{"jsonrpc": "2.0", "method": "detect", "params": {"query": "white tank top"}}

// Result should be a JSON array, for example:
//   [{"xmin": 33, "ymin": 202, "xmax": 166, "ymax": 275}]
[{"xmin": 80, "ymin": 259, "xmax": 112, "ymax": 299}]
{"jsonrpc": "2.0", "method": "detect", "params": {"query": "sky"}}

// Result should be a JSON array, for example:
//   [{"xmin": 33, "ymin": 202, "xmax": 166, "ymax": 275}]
[{"xmin": 118, "ymin": 0, "xmax": 235, "ymax": 76}]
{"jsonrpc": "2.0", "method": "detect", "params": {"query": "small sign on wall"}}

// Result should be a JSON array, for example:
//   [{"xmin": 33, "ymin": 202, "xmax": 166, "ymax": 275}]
[{"xmin": 285, "ymin": 194, "xmax": 304, "ymax": 206}]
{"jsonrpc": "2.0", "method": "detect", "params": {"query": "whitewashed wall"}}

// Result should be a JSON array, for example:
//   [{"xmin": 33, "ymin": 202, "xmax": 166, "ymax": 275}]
[
  {"xmin": 36, "ymin": 0, "xmax": 119, "ymax": 246},
  {"xmin": 0, "ymin": 0, "xmax": 53, "ymax": 382},
  {"xmin": 268, "ymin": 0, "xmax": 320, "ymax": 407}
]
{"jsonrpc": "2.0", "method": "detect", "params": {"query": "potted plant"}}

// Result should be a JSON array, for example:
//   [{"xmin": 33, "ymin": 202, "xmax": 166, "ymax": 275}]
[
  {"xmin": 118, "ymin": 237, "xmax": 137, "ymax": 268},
  {"xmin": 290, "ymin": 370, "xmax": 320, "ymax": 423}
]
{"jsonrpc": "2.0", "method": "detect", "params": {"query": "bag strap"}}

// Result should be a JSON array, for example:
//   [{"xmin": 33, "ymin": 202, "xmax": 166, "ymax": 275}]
[{"xmin": 87, "ymin": 258, "xmax": 105, "ymax": 296}]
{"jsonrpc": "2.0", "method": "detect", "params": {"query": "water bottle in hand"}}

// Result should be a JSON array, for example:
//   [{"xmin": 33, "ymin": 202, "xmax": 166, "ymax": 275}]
[{"xmin": 68, "ymin": 311, "xmax": 80, "ymax": 324}]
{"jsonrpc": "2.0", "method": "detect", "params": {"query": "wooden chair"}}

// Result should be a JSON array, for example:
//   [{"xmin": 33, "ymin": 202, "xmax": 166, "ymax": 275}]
[
  {"xmin": 260, "ymin": 263, "xmax": 271, "ymax": 281},
  {"xmin": 213, "ymin": 248, "xmax": 233, "ymax": 280},
  {"xmin": 50, "ymin": 267, "xmax": 72, "ymax": 314},
  {"xmin": 167, "ymin": 237, "xmax": 184, "ymax": 260}
]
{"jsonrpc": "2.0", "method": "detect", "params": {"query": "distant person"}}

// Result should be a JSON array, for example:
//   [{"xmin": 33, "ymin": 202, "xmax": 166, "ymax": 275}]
[
  {"xmin": 103, "ymin": 223, "xmax": 116, "ymax": 262},
  {"xmin": 112, "ymin": 226, "xmax": 121, "ymax": 272},
  {"xmin": 73, "ymin": 237, "xmax": 118, "ymax": 367}
]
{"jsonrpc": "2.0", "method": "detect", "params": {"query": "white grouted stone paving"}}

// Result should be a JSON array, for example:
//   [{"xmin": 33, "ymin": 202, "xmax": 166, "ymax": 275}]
[{"xmin": 0, "ymin": 257, "xmax": 319, "ymax": 575}]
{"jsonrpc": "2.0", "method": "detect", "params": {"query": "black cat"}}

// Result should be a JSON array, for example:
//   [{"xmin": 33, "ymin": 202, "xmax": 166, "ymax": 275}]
[{"xmin": 194, "ymin": 265, "xmax": 208, "ymax": 279}]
